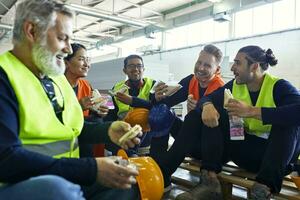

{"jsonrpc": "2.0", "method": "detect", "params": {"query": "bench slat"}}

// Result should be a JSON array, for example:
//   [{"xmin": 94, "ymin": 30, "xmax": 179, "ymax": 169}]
[{"xmin": 178, "ymin": 158, "xmax": 300, "ymax": 199}]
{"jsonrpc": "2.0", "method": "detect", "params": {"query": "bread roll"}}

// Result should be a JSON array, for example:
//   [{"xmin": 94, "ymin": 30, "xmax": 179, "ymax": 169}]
[
  {"xmin": 118, "ymin": 124, "xmax": 142, "ymax": 144},
  {"xmin": 224, "ymin": 89, "xmax": 233, "ymax": 109}
]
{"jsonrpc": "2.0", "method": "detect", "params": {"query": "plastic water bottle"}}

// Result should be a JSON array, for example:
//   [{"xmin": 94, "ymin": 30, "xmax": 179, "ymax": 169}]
[{"xmin": 229, "ymin": 115, "xmax": 244, "ymax": 140}]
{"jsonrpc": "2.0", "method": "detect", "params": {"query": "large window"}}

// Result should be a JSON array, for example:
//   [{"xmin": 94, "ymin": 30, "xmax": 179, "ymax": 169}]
[
  {"xmin": 114, "ymin": 33, "xmax": 162, "ymax": 56},
  {"xmin": 186, "ymin": 22, "xmax": 202, "ymax": 46},
  {"xmin": 91, "ymin": 0, "xmax": 300, "ymax": 60},
  {"xmin": 234, "ymin": 9, "xmax": 253, "ymax": 38},
  {"xmin": 296, "ymin": 0, "xmax": 300, "ymax": 26},
  {"xmin": 165, "ymin": 26, "xmax": 188, "ymax": 49},
  {"xmin": 166, "ymin": 18, "xmax": 229, "ymax": 49},
  {"xmin": 273, "ymin": 0, "xmax": 295, "ymax": 31},
  {"xmin": 253, "ymin": 4, "xmax": 272, "ymax": 34},
  {"xmin": 198, "ymin": 19, "xmax": 214, "ymax": 44},
  {"xmin": 214, "ymin": 20, "xmax": 230, "ymax": 41}
]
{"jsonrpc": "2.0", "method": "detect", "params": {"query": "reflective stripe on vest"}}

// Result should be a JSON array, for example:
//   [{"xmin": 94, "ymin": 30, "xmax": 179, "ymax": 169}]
[
  {"xmin": 232, "ymin": 73, "xmax": 279, "ymax": 138},
  {"xmin": 23, "ymin": 139, "xmax": 78, "ymax": 157},
  {"xmin": 114, "ymin": 77, "xmax": 153, "ymax": 118},
  {"xmin": 0, "ymin": 52, "xmax": 83, "ymax": 158}
]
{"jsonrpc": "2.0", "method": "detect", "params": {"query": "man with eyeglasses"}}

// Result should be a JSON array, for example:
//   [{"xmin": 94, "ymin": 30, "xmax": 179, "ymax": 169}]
[
  {"xmin": 105, "ymin": 54, "xmax": 155, "ymax": 121},
  {"xmin": 0, "ymin": 0, "xmax": 141, "ymax": 200},
  {"xmin": 104, "ymin": 55, "xmax": 156, "ymax": 156}
]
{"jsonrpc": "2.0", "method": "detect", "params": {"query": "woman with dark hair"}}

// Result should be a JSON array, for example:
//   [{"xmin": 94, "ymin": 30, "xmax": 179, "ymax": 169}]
[
  {"xmin": 176, "ymin": 46, "xmax": 300, "ymax": 200},
  {"xmin": 64, "ymin": 43, "xmax": 108, "ymax": 157}
]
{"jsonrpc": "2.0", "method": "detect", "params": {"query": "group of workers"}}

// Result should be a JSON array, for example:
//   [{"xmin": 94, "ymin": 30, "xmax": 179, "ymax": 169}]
[{"xmin": 0, "ymin": 0, "xmax": 300, "ymax": 200}]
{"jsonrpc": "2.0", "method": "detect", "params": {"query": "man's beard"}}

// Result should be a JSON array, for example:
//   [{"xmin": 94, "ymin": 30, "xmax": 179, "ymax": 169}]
[{"xmin": 32, "ymin": 41, "xmax": 66, "ymax": 76}]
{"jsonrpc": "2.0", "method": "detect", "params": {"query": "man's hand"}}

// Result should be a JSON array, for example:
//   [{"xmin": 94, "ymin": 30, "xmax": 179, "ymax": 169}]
[
  {"xmin": 96, "ymin": 105, "xmax": 109, "ymax": 118},
  {"xmin": 202, "ymin": 103, "xmax": 220, "ymax": 128},
  {"xmin": 187, "ymin": 94, "xmax": 197, "ymax": 113},
  {"xmin": 95, "ymin": 157, "xmax": 138, "ymax": 189},
  {"xmin": 115, "ymin": 92, "xmax": 133, "ymax": 105},
  {"xmin": 154, "ymin": 82, "xmax": 168, "ymax": 101},
  {"xmin": 226, "ymin": 99, "xmax": 261, "ymax": 119},
  {"xmin": 108, "ymin": 121, "xmax": 142, "ymax": 150},
  {"xmin": 79, "ymin": 96, "xmax": 93, "ymax": 110}
]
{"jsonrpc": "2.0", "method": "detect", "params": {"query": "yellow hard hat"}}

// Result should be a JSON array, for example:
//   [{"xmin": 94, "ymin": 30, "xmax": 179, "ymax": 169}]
[
  {"xmin": 117, "ymin": 150, "xmax": 164, "ymax": 200},
  {"xmin": 123, "ymin": 108, "xmax": 150, "ymax": 132}
]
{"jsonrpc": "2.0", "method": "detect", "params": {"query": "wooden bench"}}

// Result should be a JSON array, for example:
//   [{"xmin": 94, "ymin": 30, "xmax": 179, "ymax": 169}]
[{"xmin": 171, "ymin": 158, "xmax": 300, "ymax": 200}]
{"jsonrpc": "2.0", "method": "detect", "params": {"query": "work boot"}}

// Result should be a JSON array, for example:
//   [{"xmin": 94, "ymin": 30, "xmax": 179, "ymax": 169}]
[
  {"xmin": 249, "ymin": 182, "xmax": 272, "ymax": 200},
  {"xmin": 175, "ymin": 170, "xmax": 223, "ymax": 200}
]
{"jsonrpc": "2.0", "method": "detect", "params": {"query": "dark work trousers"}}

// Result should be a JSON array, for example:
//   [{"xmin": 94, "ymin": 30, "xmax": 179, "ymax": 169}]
[
  {"xmin": 150, "ymin": 115, "xmax": 183, "ymax": 161},
  {"xmin": 79, "ymin": 117, "xmax": 104, "ymax": 158},
  {"xmin": 201, "ymin": 107, "xmax": 300, "ymax": 193},
  {"xmin": 154, "ymin": 110, "xmax": 203, "ymax": 183}
]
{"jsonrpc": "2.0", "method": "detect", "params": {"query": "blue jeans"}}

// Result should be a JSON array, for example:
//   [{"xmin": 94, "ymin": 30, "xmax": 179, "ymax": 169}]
[{"xmin": 0, "ymin": 175, "xmax": 84, "ymax": 200}]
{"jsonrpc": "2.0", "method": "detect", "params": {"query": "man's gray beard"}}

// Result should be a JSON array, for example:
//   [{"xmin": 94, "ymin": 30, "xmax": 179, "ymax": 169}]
[{"xmin": 32, "ymin": 42, "xmax": 65, "ymax": 76}]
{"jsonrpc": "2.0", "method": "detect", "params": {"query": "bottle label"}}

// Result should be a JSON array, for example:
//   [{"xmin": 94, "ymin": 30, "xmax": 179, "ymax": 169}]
[{"xmin": 229, "ymin": 116, "xmax": 245, "ymax": 140}]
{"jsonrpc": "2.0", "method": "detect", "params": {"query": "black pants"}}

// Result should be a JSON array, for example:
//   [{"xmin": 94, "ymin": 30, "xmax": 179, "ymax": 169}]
[
  {"xmin": 154, "ymin": 110, "xmax": 203, "ymax": 181},
  {"xmin": 150, "ymin": 115, "xmax": 183, "ymax": 160},
  {"xmin": 79, "ymin": 118, "xmax": 104, "ymax": 158},
  {"xmin": 201, "ymin": 107, "xmax": 300, "ymax": 193}
]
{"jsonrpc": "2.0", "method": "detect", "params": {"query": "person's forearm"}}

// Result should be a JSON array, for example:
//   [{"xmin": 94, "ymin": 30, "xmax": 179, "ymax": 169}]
[
  {"xmin": 261, "ymin": 104, "xmax": 300, "ymax": 126},
  {"xmin": 131, "ymin": 97, "xmax": 152, "ymax": 109},
  {"xmin": 0, "ymin": 146, "xmax": 97, "ymax": 185},
  {"xmin": 249, "ymin": 107, "xmax": 262, "ymax": 120}
]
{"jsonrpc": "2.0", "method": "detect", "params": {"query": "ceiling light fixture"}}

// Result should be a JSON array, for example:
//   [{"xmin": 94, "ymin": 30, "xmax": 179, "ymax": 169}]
[
  {"xmin": 0, "ymin": 23, "xmax": 12, "ymax": 30},
  {"xmin": 66, "ymin": 4, "xmax": 150, "ymax": 28},
  {"xmin": 208, "ymin": 0, "xmax": 223, "ymax": 3}
]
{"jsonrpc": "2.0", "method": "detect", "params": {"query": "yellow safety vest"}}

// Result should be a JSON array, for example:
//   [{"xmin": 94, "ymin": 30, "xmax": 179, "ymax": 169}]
[
  {"xmin": 232, "ymin": 73, "xmax": 279, "ymax": 139},
  {"xmin": 113, "ymin": 77, "xmax": 153, "ymax": 118},
  {"xmin": 0, "ymin": 51, "xmax": 83, "ymax": 158}
]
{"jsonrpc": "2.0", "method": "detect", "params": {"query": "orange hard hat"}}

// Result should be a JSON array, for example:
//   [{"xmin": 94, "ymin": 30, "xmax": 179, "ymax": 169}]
[
  {"xmin": 123, "ymin": 108, "xmax": 150, "ymax": 132},
  {"xmin": 117, "ymin": 149, "xmax": 164, "ymax": 200}
]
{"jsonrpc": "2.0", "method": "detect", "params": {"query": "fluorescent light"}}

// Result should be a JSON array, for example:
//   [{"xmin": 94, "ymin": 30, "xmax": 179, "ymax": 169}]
[
  {"xmin": 0, "ymin": 23, "xmax": 12, "ymax": 30},
  {"xmin": 66, "ymin": 4, "xmax": 149, "ymax": 28},
  {"xmin": 208, "ymin": 0, "xmax": 223, "ymax": 3}
]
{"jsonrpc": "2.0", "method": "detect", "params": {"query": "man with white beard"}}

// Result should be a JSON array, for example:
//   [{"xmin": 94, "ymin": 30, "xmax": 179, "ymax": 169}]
[{"xmin": 0, "ymin": 0, "xmax": 141, "ymax": 200}]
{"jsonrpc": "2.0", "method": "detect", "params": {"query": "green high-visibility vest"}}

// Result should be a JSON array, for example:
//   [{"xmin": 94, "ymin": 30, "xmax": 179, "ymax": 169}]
[
  {"xmin": 0, "ymin": 51, "xmax": 83, "ymax": 158},
  {"xmin": 113, "ymin": 77, "xmax": 153, "ymax": 118},
  {"xmin": 232, "ymin": 73, "xmax": 279, "ymax": 139}
]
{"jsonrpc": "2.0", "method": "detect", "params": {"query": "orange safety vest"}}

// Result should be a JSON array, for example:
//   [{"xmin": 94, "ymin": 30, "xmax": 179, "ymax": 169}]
[
  {"xmin": 77, "ymin": 79, "xmax": 105, "ymax": 157},
  {"xmin": 77, "ymin": 79, "xmax": 92, "ymax": 117},
  {"xmin": 188, "ymin": 75, "xmax": 224, "ymax": 100}
]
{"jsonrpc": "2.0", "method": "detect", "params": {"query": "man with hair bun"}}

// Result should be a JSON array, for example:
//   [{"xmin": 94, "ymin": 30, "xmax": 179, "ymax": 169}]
[{"xmin": 176, "ymin": 45, "xmax": 300, "ymax": 200}]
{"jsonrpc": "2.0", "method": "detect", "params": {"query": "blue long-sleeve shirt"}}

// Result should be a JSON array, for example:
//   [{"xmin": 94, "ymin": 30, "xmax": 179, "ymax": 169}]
[
  {"xmin": 124, "ymin": 74, "xmax": 206, "ymax": 111},
  {"xmin": 0, "ymin": 68, "xmax": 113, "ymax": 185},
  {"xmin": 200, "ymin": 78, "xmax": 300, "ymax": 127},
  {"xmin": 153, "ymin": 74, "xmax": 197, "ymax": 108}
]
